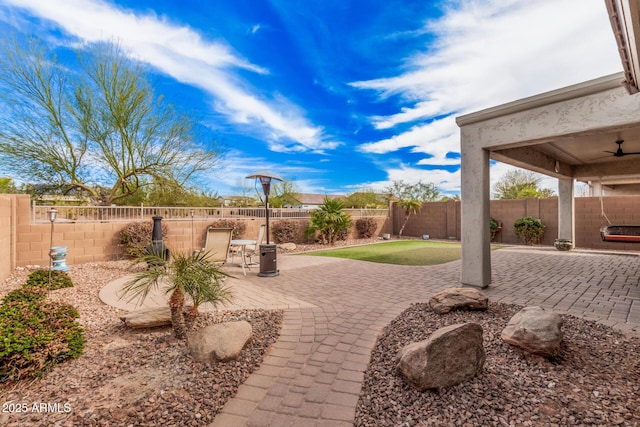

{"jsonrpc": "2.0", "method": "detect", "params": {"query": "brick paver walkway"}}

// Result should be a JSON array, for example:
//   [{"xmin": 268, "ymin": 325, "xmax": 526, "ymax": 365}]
[{"xmin": 101, "ymin": 246, "xmax": 640, "ymax": 426}]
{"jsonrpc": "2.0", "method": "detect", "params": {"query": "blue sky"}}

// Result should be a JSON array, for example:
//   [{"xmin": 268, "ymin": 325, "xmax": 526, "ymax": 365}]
[{"xmin": 0, "ymin": 0, "xmax": 623, "ymax": 197}]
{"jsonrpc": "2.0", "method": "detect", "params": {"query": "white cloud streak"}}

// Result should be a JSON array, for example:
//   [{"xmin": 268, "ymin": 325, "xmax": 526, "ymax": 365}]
[
  {"xmin": 353, "ymin": 0, "xmax": 622, "ymax": 191},
  {"xmin": 3, "ymin": 0, "xmax": 327, "ymax": 153}
]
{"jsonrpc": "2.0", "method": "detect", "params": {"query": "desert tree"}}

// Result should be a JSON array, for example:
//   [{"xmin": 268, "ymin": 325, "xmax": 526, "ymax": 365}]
[
  {"xmin": 386, "ymin": 180, "xmax": 441, "ymax": 237},
  {"xmin": 0, "ymin": 36, "xmax": 221, "ymax": 205},
  {"xmin": 268, "ymin": 180, "xmax": 301, "ymax": 208},
  {"xmin": 493, "ymin": 169, "xmax": 555, "ymax": 199}
]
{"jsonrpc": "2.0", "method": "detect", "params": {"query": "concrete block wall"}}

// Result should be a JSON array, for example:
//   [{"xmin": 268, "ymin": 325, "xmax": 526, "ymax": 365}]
[
  {"xmin": 391, "ymin": 196, "xmax": 640, "ymax": 251},
  {"xmin": 4, "ymin": 192, "xmax": 640, "ymax": 283},
  {"xmin": 0, "ymin": 197, "xmax": 393, "ymax": 282}
]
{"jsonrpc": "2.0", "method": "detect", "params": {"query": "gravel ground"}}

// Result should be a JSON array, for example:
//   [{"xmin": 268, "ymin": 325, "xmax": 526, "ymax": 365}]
[
  {"xmin": 355, "ymin": 302, "xmax": 640, "ymax": 427},
  {"xmin": 0, "ymin": 261, "xmax": 283, "ymax": 427}
]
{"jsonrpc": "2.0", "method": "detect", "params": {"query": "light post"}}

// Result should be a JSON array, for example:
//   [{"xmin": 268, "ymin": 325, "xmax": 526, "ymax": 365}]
[
  {"xmin": 190, "ymin": 208, "xmax": 195, "ymax": 251},
  {"xmin": 246, "ymin": 170, "xmax": 282, "ymax": 277},
  {"xmin": 48, "ymin": 208, "xmax": 58, "ymax": 289}
]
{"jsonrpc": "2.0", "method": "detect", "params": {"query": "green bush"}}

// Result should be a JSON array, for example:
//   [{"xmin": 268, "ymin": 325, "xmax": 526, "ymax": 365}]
[
  {"xmin": 120, "ymin": 220, "xmax": 170, "ymax": 258},
  {"xmin": 514, "ymin": 216, "xmax": 545, "ymax": 245},
  {"xmin": 0, "ymin": 292, "xmax": 84, "ymax": 384},
  {"xmin": 307, "ymin": 198, "xmax": 351, "ymax": 245},
  {"xmin": 272, "ymin": 220, "xmax": 299, "ymax": 243},
  {"xmin": 355, "ymin": 217, "xmax": 378, "ymax": 238},
  {"xmin": 25, "ymin": 269, "xmax": 73, "ymax": 290},
  {"xmin": 208, "ymin": 219, "xmax": 246, "ymax": 239},
  {"xmin": 490, "ymin": 217, "xmax": 502, "ymax": 242},
  {"xmin": 2, "ymin": 287, "xmax": 47, "ymax": 305}
]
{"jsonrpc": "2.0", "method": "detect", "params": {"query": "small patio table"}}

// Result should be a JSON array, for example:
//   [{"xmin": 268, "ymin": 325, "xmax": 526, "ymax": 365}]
[{"xmin": 230, "ymin": 239, "xmax": 256, "ymax": 275}]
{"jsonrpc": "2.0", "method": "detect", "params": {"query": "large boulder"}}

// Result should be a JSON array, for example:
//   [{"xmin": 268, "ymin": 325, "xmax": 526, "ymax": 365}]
[
  {"xmin": 501, "ymin": 306, "xmax": 563, "ymax": 357},
  {"xmin": 119, "ymin": 307, "xmax": 172, "ymax": 329},
  {"xmin": 187, "ymin": 321, "xmax": 253, "ymax": 363},
  {"xmin": 396, "ymin": 323, "xmax": 485, "ymax": 390},
  {"xmin": 429, "ymin": 288, "xmax": 489, "ymax": 314}
]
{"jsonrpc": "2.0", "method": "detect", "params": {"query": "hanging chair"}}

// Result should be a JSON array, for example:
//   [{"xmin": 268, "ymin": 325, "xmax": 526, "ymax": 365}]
[
  {"xmin": 600, "ymin": 225, "xmax": 640, "ymax": 242},
  {"xmin": 598, "ymin": 179, "xmax": 640, "ymax": 242}
]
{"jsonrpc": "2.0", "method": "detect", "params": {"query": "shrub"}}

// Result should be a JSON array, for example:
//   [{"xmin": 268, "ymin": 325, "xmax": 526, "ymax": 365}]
[
  {"xmin": 0, "ymin": 292, "xmax": 84, "ymax": 384},
  {"xmin": 120, "ymin": 220, "xmax": 169, "ymax": 258},
  {"xmin": 355, "ymin": 217, "xmax": 378, "ymax": 238},
  {"xmin": 514, "ymin": 216, "xmax": 545, "ymax": 245},
  {"xmin": 2, "ymin": 287, "xmax": 47, "ymax": 305},
  {"xmin": 25, "ymin": 269, "xmax": 73, "ymax": 290},
  {"xmin": 208, "ymin": 220, "xmax": 246, "ymax": 239},
  {"xmin": 490, "ymin": 217, "xmax": 502, "ymax": 242},
  {"xmin": 307, "ymin": 198, "xmax": 351, "ymax": 245},
  {"xmin": 336, "ymin": 227, "xmax": 349, "ymax": 242},
  {"xmin": 272, "ymin": 220, "xmax": 299, "ymax": 243}
]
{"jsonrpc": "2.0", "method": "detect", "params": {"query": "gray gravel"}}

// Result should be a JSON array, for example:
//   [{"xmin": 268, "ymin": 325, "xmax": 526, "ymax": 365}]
[
  {"xmin": 355, "ymin": 302, "xmax": 640, "ymax": 427},
  {"xmin": 0, "ymin": 261, "xmax": 282, "ymax": 427}
]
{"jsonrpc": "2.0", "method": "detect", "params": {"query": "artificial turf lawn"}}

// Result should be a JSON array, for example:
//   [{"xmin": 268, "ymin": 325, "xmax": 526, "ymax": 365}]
[{"xmin": 300, "ymin": 240, "xmax": 503, "ymax": 266}]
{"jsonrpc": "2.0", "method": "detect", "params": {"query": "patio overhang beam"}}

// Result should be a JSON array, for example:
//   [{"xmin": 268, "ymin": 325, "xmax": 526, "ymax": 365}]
[
  {"xmin": 574, "ymin": 157, "xmax": 640, "ymax": 180},
  {"xmin": 490, "ymin": 147, "xmax": 574, "ymax": 179}
]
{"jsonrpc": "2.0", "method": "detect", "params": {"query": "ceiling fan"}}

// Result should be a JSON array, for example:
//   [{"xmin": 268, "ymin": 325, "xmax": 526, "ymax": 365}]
[{"xmin": 605, "ymin": 139, "xmax": 640, "ymax": 157}]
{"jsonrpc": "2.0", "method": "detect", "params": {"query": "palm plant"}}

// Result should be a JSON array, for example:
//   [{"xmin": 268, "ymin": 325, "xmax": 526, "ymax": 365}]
[
  {"xmin": 307, "ymin": 197, "xmax": 351, "ymax": 245},
  {"xmin": 121, "ymin": 250, "xmax": 232, "ymax": 339},
  {"xmin": 397, "ymin": 199, "xmax": 423, "ymax": 237}
]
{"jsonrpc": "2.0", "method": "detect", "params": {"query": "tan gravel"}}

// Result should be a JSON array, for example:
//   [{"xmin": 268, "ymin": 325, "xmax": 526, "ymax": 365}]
[{"xmin": 0, "ymin": 261, "xmax": 282, "ymax": 426}]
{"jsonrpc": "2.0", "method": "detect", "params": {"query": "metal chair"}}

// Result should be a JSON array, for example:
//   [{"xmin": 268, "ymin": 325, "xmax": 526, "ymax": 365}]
[
  {"xmin": 198, "ymin": 227, "xmax": 233, "ymax": 264},
  {"xmin": 244, "ymin": 224, "xmax": 266, "ymax": 265}
]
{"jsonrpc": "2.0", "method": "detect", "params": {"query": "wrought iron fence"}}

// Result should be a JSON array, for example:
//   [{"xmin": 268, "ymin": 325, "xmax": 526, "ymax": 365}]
[{"xmin": 32, "ymin": 203, "xmax": 388, "ymax": 223}]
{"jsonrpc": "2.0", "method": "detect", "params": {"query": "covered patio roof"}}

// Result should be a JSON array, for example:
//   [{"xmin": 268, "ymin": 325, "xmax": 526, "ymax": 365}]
[
  {"xmin": 458, "ymin": 72, "xmax": 640, "ymax": 186},
  {"xmin": 456, "ymin": 0, "xmax": 640, "ymax": 288}
]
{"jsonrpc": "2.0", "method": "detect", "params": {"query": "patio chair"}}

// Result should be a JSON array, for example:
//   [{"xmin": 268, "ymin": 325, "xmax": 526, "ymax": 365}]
[
  {"xmin": 244, "ymin": 224, "xmax": 266, "ymax": 265},
  {"xmin": 198, "ymin": 227, "xmax": 233, "ymax": 265}
]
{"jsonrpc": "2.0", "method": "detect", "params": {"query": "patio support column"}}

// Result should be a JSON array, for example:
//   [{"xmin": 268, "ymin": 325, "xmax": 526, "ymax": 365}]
[
  {"xmin": 460, "ymin": 144, "xmax": 491, "ymax": 288},
  {"xmin": 558, "ymin": 178, "xmax": 575, "ymax": 246}
]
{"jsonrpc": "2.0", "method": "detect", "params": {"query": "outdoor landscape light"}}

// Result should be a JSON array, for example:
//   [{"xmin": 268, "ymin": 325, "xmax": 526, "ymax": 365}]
[
  {"xmin": 190, "ymin": 208, "xmax": 195, "ymax": 250},
  {"xmin": 48, "ymin": 208, "xmax": 58, "ymax": 289},
  {"xmin": 48, "ymin": 208, "xmax": 58, "ymax": 223},
  {"xmin": 246, "ymin": 170, "xmax": 283, "ymax": 277}
]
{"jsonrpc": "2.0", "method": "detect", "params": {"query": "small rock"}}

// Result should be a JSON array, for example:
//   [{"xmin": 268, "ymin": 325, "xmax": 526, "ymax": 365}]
[{"xmin": 278, "ymin": 242, "xmax": 297, "ymax": 251}]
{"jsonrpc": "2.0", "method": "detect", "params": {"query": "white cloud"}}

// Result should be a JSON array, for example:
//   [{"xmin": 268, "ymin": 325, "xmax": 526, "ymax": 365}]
[
  {"xmin": 352, "ymin": 0, "xmax": 622, "ymax": 193},
  {"xmin": 204, "ymin": 149, "xmax": 330, "ymax": 195},
  {"xmin": 4, "ymin": 0, "xmax": 328, "ymax": 153},
  {"xmin": 359, "ymin": 116, "xmax": 460, "ymax": 166},
  {"xmin": 249, "ymin": 24, "xmax": 261, "ymax": 35}
]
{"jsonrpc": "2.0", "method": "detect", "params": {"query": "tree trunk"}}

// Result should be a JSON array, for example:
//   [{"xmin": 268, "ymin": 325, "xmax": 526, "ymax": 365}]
[
  {"xmin": 184, "ymin": 305, "xmax": 199, "ymax": 331},
  {"xmin": 398, "ymin": 214, "xmax": 411, "ymax": 237},
  {"xmin": 169, "ymin": 287, "xmax": 187, "ymax": 339}
]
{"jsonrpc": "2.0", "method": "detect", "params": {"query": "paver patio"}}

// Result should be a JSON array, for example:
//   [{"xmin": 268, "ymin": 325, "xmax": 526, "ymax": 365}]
[{"xmin": 100, "ymin": 246, "xmax": 640, "ymax": 426}]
